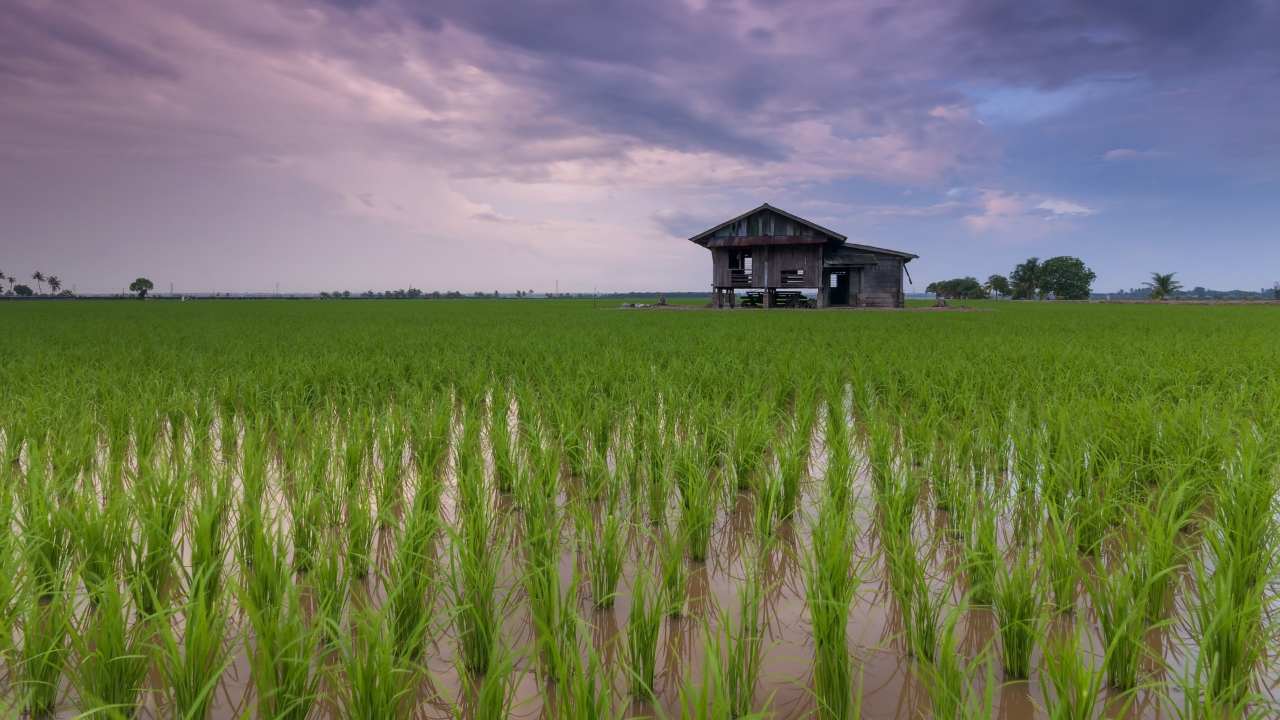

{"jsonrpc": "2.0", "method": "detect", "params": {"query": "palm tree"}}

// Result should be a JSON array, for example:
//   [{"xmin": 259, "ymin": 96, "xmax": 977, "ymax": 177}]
[
  {"xmin": 32, "ymin": 271, "xmax": 45, "ymax": 295},
  {"xmin": 48, "ymin": 276, "xmax": 62, "ymax": 294},
  {"xmin": 1144, "ymin": 272, "xmax": 1182, "ymax": 300}
]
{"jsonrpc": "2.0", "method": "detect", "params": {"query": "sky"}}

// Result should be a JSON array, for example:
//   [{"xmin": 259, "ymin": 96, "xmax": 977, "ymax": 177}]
[{"xmin": 2, "ymin": 0, "xmax": 1279, "ymax": 295}]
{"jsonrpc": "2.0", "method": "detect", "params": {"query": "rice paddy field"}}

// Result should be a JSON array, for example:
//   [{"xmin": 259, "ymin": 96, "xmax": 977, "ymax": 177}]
[{"xmin": 1, "ymin": 299, "xmax": 1278, "ymax": 719}]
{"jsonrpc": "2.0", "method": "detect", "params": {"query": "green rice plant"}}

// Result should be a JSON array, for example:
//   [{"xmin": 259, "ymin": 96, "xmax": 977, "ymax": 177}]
[
  {"xmin": 237, "ymin": 423, "xmax": 271, "ymax": 566},
  {"xmin": 678, "ymin": 446, "xmax": 717, "ymax": 564},
  {"xmin": 242, "ymin": 577, "xmax": 320, "ymax": 720},
  {"xmin": 1040, "ymin": 621, "xmax": 1113, "ymax": 720},
  {"xmin": 333, "ymin": 603, "xmax": 420, "ymax": 720},
  {"xmin": 875, "ymin": 462, "xmax": 919, "ymax": 562},
  {"xmin": 188, "ymin": 473, "xmax": 230, "ymax": 614},
  {"xmin": 918, "ymin": 604, "xmax": 996, "ymax": 720},
  {"xmin": 903, "ymin": 554, "xmax": 946, "ymax": 664},
  {"xmin": 1072, "ymin": 460, "xmax": 1118, "ymax": 557},
  {"xmin": 310, "ymin": 531, "xmax": 349, "ymax": 648},
  {"xmin": 677, "ymin": 622, "xmax": 737, "ymax": 720},
  {"xmin": 962, "ymin": 496, "xmax": 998, "ymax": 606},
  {"xmin": 659, "ymin": 524, "xmax": 688, "ymax": 617},
  {"xmin": 730, "ymin": 406, "xmax": 771, "ymax": 492},
  {"xmin": 1135, "ymin": 481, "xmax": 1195, "ymax": 627},
  {"xmin": 1185, "ymin": 533, "xmax": 1272, "ymax": 711},
  {"xmin": 823, "ymin": 409, "xmax": 854, "ymax": 514},
  {"xmin": 345, "ymin": 486, "xmax": 374, "ymax": 580},
  {"xmin": 753, "ymin": 469, "xmax": 782, "ymax": 539},
  {"xmin": 552, "ymin": 612, "xmax": 622, "ymax": 720},
  {"xmin": 624, "ymin": 570, "xmax": 663, "ymax": 699},
  {"xmin": 523, "ymin": 550, "xmax": 578, "ymax": 684},
  {"xmin": 70, "ymin": 582, "xmax": 152, "ymax": 719},
  {"xmin": 642, "ymin": 415, "xmax": 671, "ymax": 525},
  {"xmin": 376, "ymin": 414, "xmax": 407, "ymax": 526},
  {"xmin": 1086, "ymin": 550, "xmax": 1146, "ymax": 691},
  {"xmin": 1041, "ymin": 508, "xmax": 1079, "ymax": 615},
  {"xmin": 1169, "ymin": 624, "xmax": 1267, "ymax": 720},
  {"xmin": 0, "ymin": 483, "xmax": 19, "ymax": 661},
  {"xmin": 17, "ymin": 445, "xmax": 73, "ymax": 599},
  {"xmin": 73, "ymin": 489, "xmax": 127, "ymax": 605},
  {"xmin": 993, "ymin": 547, "xmax": 1041, "ymax": 680},
  {"xmin": 805, "ymin": 501, "xmax": 861, "ymax": 720},
  {"xmin": 724, "ymin": 556, "xmax": 766, "ymax": 718},
  {"xmin": 929, "ymin": 448, "xmax": 960, "ymax": 513},
  {"xmin": 580, "ymin": 501, "xmax": 625, "ymax": 608},
  {"xmin": 242, "ymin": 517, "xmax": 291, "ymax": 624},
  {"xmin": 865, "ymin": 415, "xmax": 896, "ymax": 492},
  {"xmin": 775, "ymin": 420, "xmax": 809, "ymax": 521},
  {"xmin": 409, "ymin": 401, "xmax": 452, "ymax": 507},
  {"xmin": 288, "ymin": 444, "xmax": 327, "ymax": 573},
  {"xmin": 460, "ymin": 634, "xmax": 519, "ymax": 720},
  {"xmin": 126, "ymin": 455, "xmax": 185, "ymax": 616},
  {"xmin": 489, "ymin": 388, "xmax": 518, "ymax": 495},
  {"xmin": 384, "ymin": 499, "xmax": 438, "ymax": 661},
  {"xmin": 16, "ymin": 590, "xmax": 71, "ymax": 718},
  {"xmin": 158, "ymin": 566, "xmax": 231, "ymax": 720},
  {"xmin": 447, "ymin": 474, "xmax": 505, "ymax": 676}
]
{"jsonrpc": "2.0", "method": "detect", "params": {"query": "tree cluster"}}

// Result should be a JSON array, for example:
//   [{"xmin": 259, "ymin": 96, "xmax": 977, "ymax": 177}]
[
  {"xmin": 1009, "ymin": 256, "xmax": 1096, "ymax": 300},
  {"xmin": 1, "ymin": 269, "xmax": 71, "ymax": 297},
  {"xmin": 926, "ymin": 276, "xmax": 987, "ymax": 299}
]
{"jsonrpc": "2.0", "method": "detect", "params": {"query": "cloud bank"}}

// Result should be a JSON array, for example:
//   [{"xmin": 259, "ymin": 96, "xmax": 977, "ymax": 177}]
[{"xmin": 1, "ymin": 0, "xmax": 1278, "ymax": 293}]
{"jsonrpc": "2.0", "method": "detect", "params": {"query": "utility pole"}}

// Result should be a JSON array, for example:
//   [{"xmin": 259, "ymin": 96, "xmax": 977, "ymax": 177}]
[{"xmin": 555, "ymin": 279, "xmax": 559, "ymax": 297}]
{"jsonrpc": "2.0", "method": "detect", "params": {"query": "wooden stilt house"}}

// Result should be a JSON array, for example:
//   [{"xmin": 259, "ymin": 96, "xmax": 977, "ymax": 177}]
[{"xmin": 688, "ymin": 204, "xmax": 917, "ymax": 308}]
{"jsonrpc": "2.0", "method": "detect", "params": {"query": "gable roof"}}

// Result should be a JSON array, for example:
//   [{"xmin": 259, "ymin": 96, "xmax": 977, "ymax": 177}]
[
  {"xmin": 687, "ymin": 203, "xmax": 918, "ymax": 261},
  {"xmin": 687, "ymin": 203, "xmax": 847, "ymax": 245}
]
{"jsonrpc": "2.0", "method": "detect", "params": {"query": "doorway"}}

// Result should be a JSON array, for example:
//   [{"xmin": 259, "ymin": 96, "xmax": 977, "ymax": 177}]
[{"xmin": 829, "ymin": 271, "xmax": 850, "ymax": 305}]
